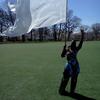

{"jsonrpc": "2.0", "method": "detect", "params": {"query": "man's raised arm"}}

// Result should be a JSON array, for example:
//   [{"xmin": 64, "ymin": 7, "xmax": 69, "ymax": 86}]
[{"xmin": 77, "ymin": 29, "xmax": 85, "ymax": 51}]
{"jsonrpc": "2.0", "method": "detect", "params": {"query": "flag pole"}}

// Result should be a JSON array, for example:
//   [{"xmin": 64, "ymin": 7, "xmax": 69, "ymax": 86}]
[{"xmin": 65, "ymin": 0, "xmax": 68, "ymax": 45}]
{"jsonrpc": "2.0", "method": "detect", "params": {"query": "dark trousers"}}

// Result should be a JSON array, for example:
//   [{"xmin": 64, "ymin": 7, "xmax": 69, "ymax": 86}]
[{"xmin": 59, "ymin": 69, "xmax": 78, "ymax": 94}]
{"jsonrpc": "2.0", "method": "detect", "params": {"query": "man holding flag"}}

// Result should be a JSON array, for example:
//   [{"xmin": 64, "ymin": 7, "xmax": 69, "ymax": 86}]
[{"xmin": 59, "ymin": 29, "xmax": 85, "ymax": 95}]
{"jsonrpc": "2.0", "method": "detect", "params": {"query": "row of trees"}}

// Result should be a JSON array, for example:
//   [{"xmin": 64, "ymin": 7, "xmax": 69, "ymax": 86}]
[
  {"xmin": 0, "ymin": 8, "xmax": 100, "ymax": 42},
  {"xmin": 27, "ymin": 10, "xmax": 100, "ymax": 41}
]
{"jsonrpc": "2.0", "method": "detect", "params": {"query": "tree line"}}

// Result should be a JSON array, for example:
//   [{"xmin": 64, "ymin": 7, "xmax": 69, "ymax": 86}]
[{"xmin": 0, "ymin": 8, "xmax": 100, "ymax": 42}]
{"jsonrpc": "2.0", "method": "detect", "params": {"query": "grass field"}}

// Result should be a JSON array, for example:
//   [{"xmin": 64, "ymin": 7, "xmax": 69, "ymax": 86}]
[{"xmin": 0, "ymin": 41, "xmax": 100, "ymax": 100}]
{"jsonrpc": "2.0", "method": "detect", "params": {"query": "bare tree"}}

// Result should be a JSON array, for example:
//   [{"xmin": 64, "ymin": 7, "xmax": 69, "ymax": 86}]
[
  {"xmin": 66, "ymin": 10, "xmax": 81, "ymax": 40},
  {"xmin": 52, "ymin": 24, "xmax": 58, "ymax": 41},
  {"xmin": 0, "ymin": 8, "xmax": 15, "ymax": 33},
  {"xmin": 81, "ymin": 25, "xmax": 91, "ymax": 40},
  {"xmin": 8, "ymin": 7, "xmax": 15, "ymax": 25},
  {"xmin": 38, "ymin": 28, "xmax": 44, "ymax": 41},
  {"xmin": 58, "ymin": 23, "xmax": 62, "ymax": 41},
  {"xmin": 92, "ymin": 23, "xmax": 100, "ymax": 40}
]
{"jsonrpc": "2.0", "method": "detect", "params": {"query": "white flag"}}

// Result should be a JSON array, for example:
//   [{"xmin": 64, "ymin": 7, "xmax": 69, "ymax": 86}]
[{"xmin": 4, "ymin": 0, "xmax": 66, "ymax": 37}]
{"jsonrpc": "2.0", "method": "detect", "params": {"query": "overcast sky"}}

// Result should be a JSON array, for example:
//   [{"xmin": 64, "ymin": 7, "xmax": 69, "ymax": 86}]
[{"xmin": 0, "ymin": 0, "xmax": 100, "ymax": 26}]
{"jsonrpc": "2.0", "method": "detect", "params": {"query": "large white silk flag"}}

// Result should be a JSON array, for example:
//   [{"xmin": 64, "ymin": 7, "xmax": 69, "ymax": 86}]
[{"xmin": 4, "ymin": 0, "xmax": 66, "ymax": 36}]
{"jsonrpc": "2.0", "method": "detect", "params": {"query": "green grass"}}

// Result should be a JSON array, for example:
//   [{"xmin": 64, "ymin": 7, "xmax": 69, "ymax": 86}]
[{"xmin": 0, "ymin": 41, "xmax": 100, "ymax": 100}]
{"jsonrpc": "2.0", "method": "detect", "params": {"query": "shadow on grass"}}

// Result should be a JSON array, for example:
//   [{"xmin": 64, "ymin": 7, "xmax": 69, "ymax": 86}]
[{"xmin": 60, "ymin": 92, "xmax": 96, "ymax": 100}]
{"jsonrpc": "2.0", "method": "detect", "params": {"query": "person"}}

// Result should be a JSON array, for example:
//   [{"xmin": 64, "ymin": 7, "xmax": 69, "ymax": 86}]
[{"xmin": 59, "ymin": 29, "xmax": 85, "ymax": 95}]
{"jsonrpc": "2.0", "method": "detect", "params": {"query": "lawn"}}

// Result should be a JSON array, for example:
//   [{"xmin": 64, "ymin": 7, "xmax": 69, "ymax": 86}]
[{"xmin": 0, "ymin": 41, "xmax": 100, "ymax": 100}]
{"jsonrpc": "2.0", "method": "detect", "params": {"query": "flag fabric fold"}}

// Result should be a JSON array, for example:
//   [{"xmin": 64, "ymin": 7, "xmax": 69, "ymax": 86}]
[{"xmin": 3, "ymin": 0, "xmax": 66, "ymax": 37}]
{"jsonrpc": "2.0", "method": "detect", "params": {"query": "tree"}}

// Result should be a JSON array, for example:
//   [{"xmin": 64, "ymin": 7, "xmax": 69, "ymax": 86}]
[
  {"xmin": 38, "ymin": 28, "xmax": 44, "ymax": 41},
  {"xmin": 0, "ymin": 8, "xmax": 15, "ymax": 33},
  {"xmin": 66, "ymin": 10, "xmax": 81, "ymax": 40},
  {"xmin": 22, "ymin": 34, "xmax": 26, "ymax": 42},
  {"xmin": 0, "ymin": 9, "xmax": 11, "ymax": 41},
  {"xmin": 80, "ymin": 25, "xmax": 91, "ymax": 40},
  {"xmin": 53, "ymin": 23, "xmax": 64, "ymax": 41},
  {"xmin": 8, "ymin": 7, "xmax": 15, "ymax": 25},
  {"xmin": 48, "ymin": 10, "xmax": 81, "ymax": 41},
  {"xmin": 58, "ymin": 23, "xmax": 62, "ymax": 41},
  {"xmin": 43, "ymin": 27, "xmax": 49, "ymax": 40},
  {"xmin": 52, "ymin": 24, "xmax": 57, "ymax": 41},
  {"xmin": 92, "ymin": 23, "xmax": 100, "ymax": 39}
]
